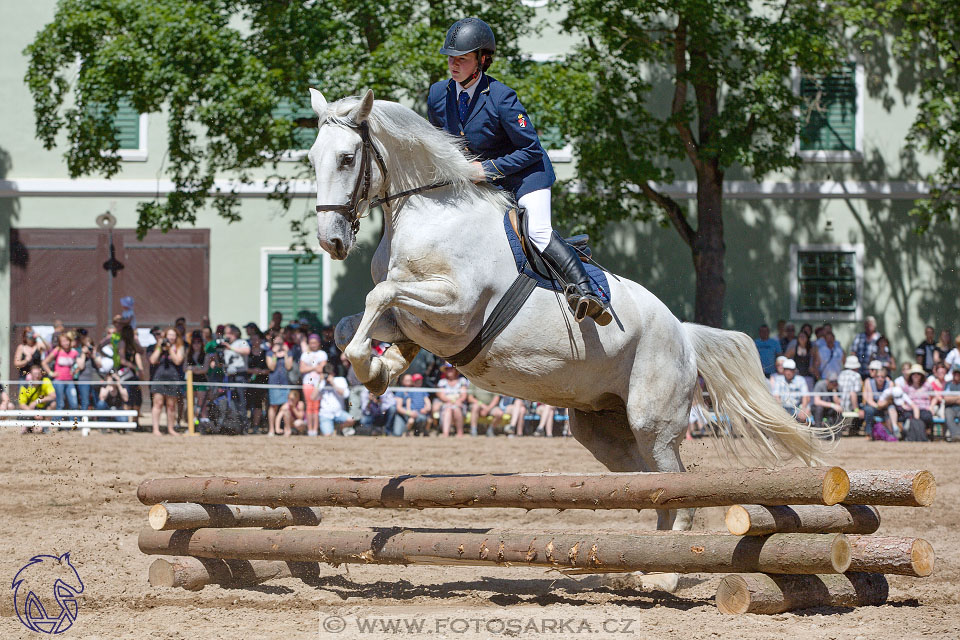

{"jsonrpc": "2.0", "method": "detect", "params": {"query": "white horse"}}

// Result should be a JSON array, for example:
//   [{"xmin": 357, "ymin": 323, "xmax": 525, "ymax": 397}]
[{"xmin": 308, "ymin": 89, "xmax": 828, "ymax": 591}]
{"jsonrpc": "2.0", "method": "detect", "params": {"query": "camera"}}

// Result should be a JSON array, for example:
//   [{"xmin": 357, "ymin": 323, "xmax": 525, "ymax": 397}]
[{"xmin": 160, "ymin": 339, "xmax": 170, "ymax": 352}]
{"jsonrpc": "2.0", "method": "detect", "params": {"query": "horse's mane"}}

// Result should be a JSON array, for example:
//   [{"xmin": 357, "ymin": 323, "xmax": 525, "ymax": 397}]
[{"xmin": 323, "ymin": 97, "xmax": 512, "ymax": 213}]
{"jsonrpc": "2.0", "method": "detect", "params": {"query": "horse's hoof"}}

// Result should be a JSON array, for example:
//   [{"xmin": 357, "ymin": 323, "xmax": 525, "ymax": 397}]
[{"xmin": 638, "ymin": 572, "xmax": 680, "ymax": 593}]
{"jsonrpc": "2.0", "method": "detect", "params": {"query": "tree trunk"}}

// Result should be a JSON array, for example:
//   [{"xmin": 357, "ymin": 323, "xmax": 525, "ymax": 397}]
[{"xmin": 692, "ymin": 169, "xmax": 725, "ymax": 327}]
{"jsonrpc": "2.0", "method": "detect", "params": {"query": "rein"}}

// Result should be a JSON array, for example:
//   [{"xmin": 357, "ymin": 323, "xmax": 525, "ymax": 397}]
[{"xmin": 315, "ymin": 120, "xmax": 449, "ymax": 235}]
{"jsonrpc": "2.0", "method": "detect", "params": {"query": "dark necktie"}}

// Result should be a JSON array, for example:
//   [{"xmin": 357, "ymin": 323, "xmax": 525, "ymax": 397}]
[{"xmin": 458, "ymin": 90, "xmax": 470, "ymax": 123}]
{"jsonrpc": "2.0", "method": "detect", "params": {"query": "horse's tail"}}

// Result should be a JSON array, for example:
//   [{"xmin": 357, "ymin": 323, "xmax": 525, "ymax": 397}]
[{"xmin": 683, "ymin": 322, "xmax": 832, "ymax": 467}]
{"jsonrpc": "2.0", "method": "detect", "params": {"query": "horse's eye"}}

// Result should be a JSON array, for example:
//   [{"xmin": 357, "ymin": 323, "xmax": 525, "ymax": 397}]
[{"xmin": 338, "ymin": 153, "xmax": 355, "ymax": 168}]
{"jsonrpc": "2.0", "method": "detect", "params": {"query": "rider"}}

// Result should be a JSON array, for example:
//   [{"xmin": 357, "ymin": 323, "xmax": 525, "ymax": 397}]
[{"xmin": 427, "ymin": 17, "xmax": 608, "ymax": 325}]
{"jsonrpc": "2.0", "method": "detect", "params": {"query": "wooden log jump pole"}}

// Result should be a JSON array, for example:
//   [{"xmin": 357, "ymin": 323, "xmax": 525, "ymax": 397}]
[
  {"xmin": 136, "ymin": 467, "xmax": 851, "ymax": 510},
  {"xmin": 843, "ymin": 470, "xmax": 936, "ymax": 507},
  {"xmin": 847, "ymin": 535, "xmax": 935, "ymax": 577},
  {"xmin": 725, "ymin": 505, "xmax": 881, "ymax": 536},
  {"xmin": 149, "ymin": 504, "xmax": 323, "ymax": 531},
  {"xmin": 716, "ymin": 573, "xmax": 889, "ymax": 615},
  {"xmin": 138, "ymin": 528, "xmax": 852, "ymax": 575},
  {"xmin": 148, "ymin": 557, "xmax": 321, "ymax": 591}
]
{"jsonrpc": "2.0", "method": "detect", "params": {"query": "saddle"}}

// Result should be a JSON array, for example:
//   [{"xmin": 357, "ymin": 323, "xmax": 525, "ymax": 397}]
[{"xmin": 507, "ymin": 207, "xmax": 591, "ymax": 281}]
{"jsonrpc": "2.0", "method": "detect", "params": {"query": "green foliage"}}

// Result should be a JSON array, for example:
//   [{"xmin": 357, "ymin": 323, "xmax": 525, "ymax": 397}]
[
  {"xmin": 532, "ymin": 0, "xmax": 851, "ymax": 239},
  {"xmin": 23, "ymin": 0, "xmax": 536, "ymax": 240},
  {"xmin": 849, "ymin": 0, "xmax": 960, "ymax": 231}
]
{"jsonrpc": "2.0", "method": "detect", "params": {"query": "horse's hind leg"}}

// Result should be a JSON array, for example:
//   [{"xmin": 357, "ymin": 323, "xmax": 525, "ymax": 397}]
[{"xmin": 625, "ymin": 372, "xmax": 697, "ymax": 593}]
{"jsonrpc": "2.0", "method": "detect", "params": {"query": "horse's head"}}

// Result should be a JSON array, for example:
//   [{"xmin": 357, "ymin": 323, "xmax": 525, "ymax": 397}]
[{"xmin": 309, "ymin": 88, "xmax": 382, "ymax": 260}]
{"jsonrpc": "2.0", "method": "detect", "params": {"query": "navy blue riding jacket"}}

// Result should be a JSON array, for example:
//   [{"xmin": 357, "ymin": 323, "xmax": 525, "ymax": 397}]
[{"xmin": 427, "ymin": 74, "xmax": 555, "ymax": 201}]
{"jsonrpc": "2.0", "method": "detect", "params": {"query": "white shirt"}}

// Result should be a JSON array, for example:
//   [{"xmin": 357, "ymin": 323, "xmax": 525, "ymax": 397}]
[
  {"xmin": 455, "ymin": 72, "xmax": 483, "ymax": 104},
  {"xmin": 300, "ymin": 350, "xmax": 329, "ymax": 387},
  {"xmin": 318, "ymin": 377, "xmax": 349, "ymax": 415}
]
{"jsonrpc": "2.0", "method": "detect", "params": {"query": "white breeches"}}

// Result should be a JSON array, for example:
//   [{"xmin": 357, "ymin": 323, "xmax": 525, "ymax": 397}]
[{"xmin": 517, "ymin": 188, "xmax": 553, "ymax": 251}]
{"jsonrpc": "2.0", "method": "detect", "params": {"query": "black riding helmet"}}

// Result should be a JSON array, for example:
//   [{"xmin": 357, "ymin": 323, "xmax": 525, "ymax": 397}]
[{"xmin": 439, "ymin": 17, "xmax": 496, "ymax": 57}]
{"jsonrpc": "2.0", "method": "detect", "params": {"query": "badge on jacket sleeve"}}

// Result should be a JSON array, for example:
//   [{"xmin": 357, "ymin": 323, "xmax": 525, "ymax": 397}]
[{"xmin": 517, "ymin": 113, "xmax": 527, "ymax": 128}]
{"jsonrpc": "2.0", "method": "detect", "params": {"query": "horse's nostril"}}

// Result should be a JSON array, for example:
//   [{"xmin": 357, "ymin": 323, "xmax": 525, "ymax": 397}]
[{"xmin": 332, "ymin": 238, "xmax": 344, "ymax": 255}]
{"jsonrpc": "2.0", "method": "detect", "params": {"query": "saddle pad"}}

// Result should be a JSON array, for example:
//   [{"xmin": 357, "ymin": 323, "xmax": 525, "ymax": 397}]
[{"xmin": 502, "ymin": 212, "xmax": 611, "ymax": 303}]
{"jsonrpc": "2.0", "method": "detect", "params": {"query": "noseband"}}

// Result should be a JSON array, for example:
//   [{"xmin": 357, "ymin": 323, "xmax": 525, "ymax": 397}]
[{"xmin": 314, "ymin": 120, "xmax": 450, "ymax": 236}]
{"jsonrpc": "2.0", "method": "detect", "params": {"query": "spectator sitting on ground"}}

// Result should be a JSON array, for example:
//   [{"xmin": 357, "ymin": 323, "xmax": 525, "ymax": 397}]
[
  {"xmin": 14, "ymin": 327, "xmax": 47, "ymax": 379},
  {"xmin": 812, "ymin": 372, "xmax": 843, "ymax": 428},
  {"xmin": 861, "ymin": 362, "xmax": 892, "ymax": 440},
  {"xmin": 436, "ymin": 363, "xmax": 468, "ymax": 437},
  {"xmin": 394, "ymin": 373, "xmax": 431, "ymax": 436},
  {"xmin": 916, "ymin": 326, "xmax": 939, "ymax": 372},
  {"xmin": 943, "ymin": 366, "xmax": 960, "ymax": 442},
  {"xmin": 772, "ymin": 359, "xmax": 810, "ymax": 422},
  {"xmin": 817, "ymin": 331, "xmax": 845, "ymax": 381},
  {"xmin": 18, "ymin": 363, "xmax": 56, "ymax": 434},
  {"xmin": 467, "ymin": 381, "xmax": 502, "ymax": 437},
  {"xmin": 872, "ymin": 385, "xmax": 908, "ymax": 441},
  {"xmin": 755, "ymin": 324, "xmax": 782, "ymax": 377},
  {"xmin": 275, "ymin": 389, "xmax": 306, "ymax": 436},
  {"xmin": 358, "ymin": 387, "xmax": 397, "ymax": 436},
  {"xmin": 314, "ymin": 363, "xmax": 353, "ymax": 436},
  {"xmin": 851, "ymin": 316, "xmax": 881, "ymax": 377}
]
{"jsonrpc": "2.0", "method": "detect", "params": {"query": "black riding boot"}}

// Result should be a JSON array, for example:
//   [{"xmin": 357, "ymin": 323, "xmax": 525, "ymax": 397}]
[{"xmin": 540, "ymin": 233, "xmax": 612, "ymax": 326}]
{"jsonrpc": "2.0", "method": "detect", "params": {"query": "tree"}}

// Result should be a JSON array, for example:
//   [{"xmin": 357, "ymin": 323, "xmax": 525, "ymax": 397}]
[
  {"xmin": 24, "ymin": 0, "xmax": 536, "ymax": 241},
  {"xmin": 538, "ymin": 0, "xmax": 851, "ymax": 326}
]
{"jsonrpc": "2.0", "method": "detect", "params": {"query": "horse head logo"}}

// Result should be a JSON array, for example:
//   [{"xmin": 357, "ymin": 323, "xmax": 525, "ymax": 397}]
[{"xmin": 12, "ymin": 552, "xmax": 85, "ymax": 634}]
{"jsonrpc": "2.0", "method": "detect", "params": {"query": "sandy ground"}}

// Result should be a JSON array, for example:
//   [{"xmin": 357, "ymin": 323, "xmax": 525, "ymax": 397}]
[{"xmin": 0, "ymin": 430, "xmax": 958, "ymax": 640}]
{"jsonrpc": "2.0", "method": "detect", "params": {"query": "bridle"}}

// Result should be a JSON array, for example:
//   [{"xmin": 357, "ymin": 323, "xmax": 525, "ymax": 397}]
[{"xmin": 314, "ymin": 119, "xmax": 449, "ymax": 236}]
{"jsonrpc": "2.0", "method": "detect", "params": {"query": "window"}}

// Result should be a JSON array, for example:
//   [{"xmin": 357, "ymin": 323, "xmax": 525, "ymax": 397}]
[
  {"xmin": 789, "ymin": 244, "xmax": 863, "ymax": 321},
  {"xmin": 94, "ymin": 97, "xmax": 148, "ymax": 161},
  {"xmin": 260, "ymin": 250, "xmax": 329, "ymax": 327},
  {"xmin": 796, "ymin": 62, "xmax": 863, "ymax": 162},
  {"xmin": 273, "ymin": 97, "xmax": 316, "ymax": 160}
]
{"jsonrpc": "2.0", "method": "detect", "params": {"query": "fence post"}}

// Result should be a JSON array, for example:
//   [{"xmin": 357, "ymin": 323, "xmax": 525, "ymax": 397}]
[{"xmin": 186, "ymin": 370, "xmax": 196, "ymax": 436}]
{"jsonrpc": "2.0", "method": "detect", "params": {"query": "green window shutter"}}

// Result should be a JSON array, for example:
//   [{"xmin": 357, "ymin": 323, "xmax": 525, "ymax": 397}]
[
  {"xmin": 797, "ymin": 251, "xmax": 857, "ymax": 313},
  {"xmin": 800, "ymin": 63, "xmax": 857, "ymax": 152},
  {"xmin": 273, "ymin": 98, "xmax": 316, "ymax": 150},
  {"xmin": 113, "ymin": 97, "xmax": 141, "ymax": 149},
  {"xmin": 267, "ymin": 254, "xmax": 324, "ymax": 324}
]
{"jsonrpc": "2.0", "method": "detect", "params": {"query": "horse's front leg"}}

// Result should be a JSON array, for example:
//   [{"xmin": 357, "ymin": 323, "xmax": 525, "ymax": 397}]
[{"xmin": 344, "ymin": 279, "xmax": 457, "ymax": 394}]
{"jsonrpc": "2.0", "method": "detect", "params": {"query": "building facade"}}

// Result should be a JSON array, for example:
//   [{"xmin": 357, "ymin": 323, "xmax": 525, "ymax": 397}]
[{"xmin": 1, "ymin": 0, "xmax": 957, "ymax": 377}]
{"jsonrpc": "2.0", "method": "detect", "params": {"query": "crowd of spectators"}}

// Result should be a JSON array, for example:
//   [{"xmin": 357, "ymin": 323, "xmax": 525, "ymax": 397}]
[
  {"xmin": 755, "ymin": 317, "xmax": 960, "ymax": 442},
  {"xmin": 7, "ymin": 309, "xmax": 565, "ymax": 438},
  {"xmin": 9, "ymin": 308, "xmax": 958, "ymax": 442}
]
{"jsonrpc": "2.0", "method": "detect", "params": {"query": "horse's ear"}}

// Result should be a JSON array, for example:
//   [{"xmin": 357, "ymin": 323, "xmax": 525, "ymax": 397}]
[
  {"xmin": 350, "ymin": 89, "xmax": 375, "ymax": 124},
  {"xmin": 309, "ymin": 88, "xmax": 327, "ymax": 118}
]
